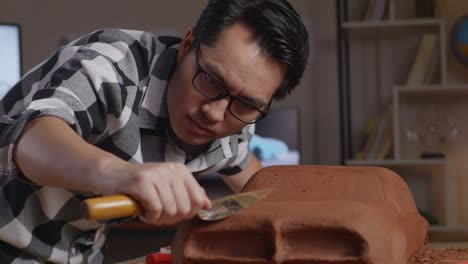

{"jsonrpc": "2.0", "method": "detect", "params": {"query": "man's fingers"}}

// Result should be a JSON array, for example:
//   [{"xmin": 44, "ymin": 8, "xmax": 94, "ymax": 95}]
[
  {"xmin": 129, "ymin": 163, "xmax": 214, "ymax": 225},
  {"xmin": 135, "ymin": 187, "xmax": 162, "ymax": 223},
  {"xmin": 182, "ymin": 171, "xmax": 209, "ymax": 205},
  {"xmin": 171, "ymin": 178, "xmax": 191, "ymax": 217},
  {"xmin": 155, "ymin": 178, "xmax": 178, "ymax": 217}
]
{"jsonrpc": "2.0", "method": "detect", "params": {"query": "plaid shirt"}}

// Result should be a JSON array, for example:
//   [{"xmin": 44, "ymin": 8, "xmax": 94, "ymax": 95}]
[{"xmin": 0, "ymin": 29, "xmax": 254, "ymax": 264}]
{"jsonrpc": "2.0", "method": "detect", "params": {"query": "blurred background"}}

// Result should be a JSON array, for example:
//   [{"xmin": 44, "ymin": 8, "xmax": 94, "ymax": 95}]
[
  {"xmin": 0, "ymin": 0, "xmax": 338, "ymax": 167},
  {"xmin": 3, "ymin": 0, "xmax": 468, "ymax": 262}
]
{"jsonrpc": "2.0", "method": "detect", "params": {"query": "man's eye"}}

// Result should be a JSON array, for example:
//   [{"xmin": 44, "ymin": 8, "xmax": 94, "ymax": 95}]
[
  {"xmin": 200, "ymin": 72, "xmax": 224, "ymax": 94},
  {"xmin": 242, "ymin": 102, "xmax": 258, "ymax": 110},
  {"xmin": 232, "ymin": 100, "xmax": 259, "ymax": 115}
]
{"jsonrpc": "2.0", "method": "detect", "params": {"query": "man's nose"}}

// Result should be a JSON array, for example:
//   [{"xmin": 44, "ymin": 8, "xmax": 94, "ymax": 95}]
[{"xmin": 201, "ymin": 97, "xmax": 230, "ymax": 122}]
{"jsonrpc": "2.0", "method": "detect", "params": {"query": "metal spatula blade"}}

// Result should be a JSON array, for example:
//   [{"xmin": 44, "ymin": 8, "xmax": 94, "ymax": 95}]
[{"xmin": 197, "ymin": 188, "xmax": 273, "ymax": 221}]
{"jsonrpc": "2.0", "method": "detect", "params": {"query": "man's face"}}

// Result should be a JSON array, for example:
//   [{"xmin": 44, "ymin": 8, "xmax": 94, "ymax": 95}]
[{"xmin": 167, "ymin": 24, "xmax": 286, "ymax": 146}]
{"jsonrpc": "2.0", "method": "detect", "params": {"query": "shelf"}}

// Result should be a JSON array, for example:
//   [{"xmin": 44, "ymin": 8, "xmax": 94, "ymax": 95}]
[
  {"xmin": 345, "ymin": 159, "xmax": 446, "ymax": 166},
  {"xmin": 395, "ymin": 84, "xmax": 468, "ymax": 98},
  {"xmin": 429, "ymin": 225, "xmax": 468, "ymax": 242},
  {"xmin": 338, "ymin": 0, "xmax": 464, "ymax": 228},
  {"xmin": 429, "ymin": 225, "xmax": 468, "ymax": 231},
  {"xmin": 343, "ymin": 18, "xmax": 442, "ymax": 29},
  {"xmin": 342, "ymin": 18, "xmax": 442, "ymax": 37}
]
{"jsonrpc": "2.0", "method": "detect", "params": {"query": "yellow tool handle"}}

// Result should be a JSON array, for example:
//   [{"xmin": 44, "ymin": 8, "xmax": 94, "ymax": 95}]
[{"xmin": 83, "ymin": 195, "xmax": 141, "ymax": 220}]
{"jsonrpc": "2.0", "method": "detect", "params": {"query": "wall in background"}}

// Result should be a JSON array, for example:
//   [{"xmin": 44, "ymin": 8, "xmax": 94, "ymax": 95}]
[{"xmin": 0, "ymin": 0, "xmax": 340, "ymax": 165}]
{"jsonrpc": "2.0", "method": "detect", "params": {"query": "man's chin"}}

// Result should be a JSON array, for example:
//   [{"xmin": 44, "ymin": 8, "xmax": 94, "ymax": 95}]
[
  {"xmin": 172, "ymin": 128, "xmax": 212, "ymax": 148},
  {"xmin": 182, "ymin": 135, "xmax": 213, "ymax": 147}
]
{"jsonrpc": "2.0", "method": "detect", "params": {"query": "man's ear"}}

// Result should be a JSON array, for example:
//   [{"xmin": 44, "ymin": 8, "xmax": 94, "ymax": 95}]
[{"xmin": 177, "ymin": 28, "xmax": 194, "ymax": 62}]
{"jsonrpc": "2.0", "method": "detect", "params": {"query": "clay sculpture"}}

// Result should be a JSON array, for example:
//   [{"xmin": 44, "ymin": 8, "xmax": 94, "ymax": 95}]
[{"xmin": 172, "ymin": 165, "xmax": 428, "ymax": 264}]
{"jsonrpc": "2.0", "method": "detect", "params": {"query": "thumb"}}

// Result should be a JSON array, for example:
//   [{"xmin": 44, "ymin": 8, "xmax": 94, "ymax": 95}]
[
  {"xmin": 202, "ymin": 197, "xmax": 212, "ymax": 210},
  {"xmin": 200, "ymin": 188, "xmax": 212, "ymax": 210}
]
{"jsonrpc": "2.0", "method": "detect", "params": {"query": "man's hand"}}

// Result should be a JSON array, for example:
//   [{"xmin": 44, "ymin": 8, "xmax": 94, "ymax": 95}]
[
  {"xmin": 110, "ymin": 162, "xmax": 211, "ymax": 225},
  {"xmin": 15, "ymin": 116, "xmax": 210, "ymax": 226}
]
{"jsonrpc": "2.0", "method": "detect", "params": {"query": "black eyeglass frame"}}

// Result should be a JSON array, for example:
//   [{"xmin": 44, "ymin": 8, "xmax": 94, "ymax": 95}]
[{"xmin": 191, "ymin": 44, "xmax": 271, "ymax": 124}]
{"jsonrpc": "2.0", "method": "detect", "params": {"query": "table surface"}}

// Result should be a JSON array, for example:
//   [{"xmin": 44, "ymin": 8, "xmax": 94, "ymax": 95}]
[
  {"xmin": 116, "ymin": 256, "xmax": 145, "ymax": 264},
  {"xmin": 115, "ymin": 242, "xmax": 468, "ymax": 264}
]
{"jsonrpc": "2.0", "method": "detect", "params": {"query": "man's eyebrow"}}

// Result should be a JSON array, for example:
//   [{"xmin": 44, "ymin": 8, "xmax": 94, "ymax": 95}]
[{"xmin": 203, "ymin": 62, "xmax": 269, "ymax": 108}]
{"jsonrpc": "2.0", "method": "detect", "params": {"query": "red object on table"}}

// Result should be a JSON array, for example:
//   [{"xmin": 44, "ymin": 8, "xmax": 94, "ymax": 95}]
[{"xmin": 145, "ymin": 253, "xmax": 172, "ymax": 264}]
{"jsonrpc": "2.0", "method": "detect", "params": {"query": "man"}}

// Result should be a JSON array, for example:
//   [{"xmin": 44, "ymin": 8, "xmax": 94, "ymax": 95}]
[{"xmin": 0, "ymin": 0, "xmax": 309, "ymax": 263}]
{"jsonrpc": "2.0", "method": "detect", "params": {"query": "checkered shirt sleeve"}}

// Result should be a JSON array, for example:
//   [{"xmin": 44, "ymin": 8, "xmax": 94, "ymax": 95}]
[{"xmin": 0, "ymin": 29, "xmax": 161, "ymax": 263}]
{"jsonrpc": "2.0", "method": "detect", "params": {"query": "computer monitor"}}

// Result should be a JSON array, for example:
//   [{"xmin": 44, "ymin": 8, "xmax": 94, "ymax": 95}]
[
  {"xmin": 254, "ymin": 106, "xmax": 301, "ymax": 166},
  {"xmin": 0, "ymin": 23, "xmax": 22, "ymax": 99},
  {"xmin": 199, "ymin": 107, "xmax": 301, "ymax": 198}
]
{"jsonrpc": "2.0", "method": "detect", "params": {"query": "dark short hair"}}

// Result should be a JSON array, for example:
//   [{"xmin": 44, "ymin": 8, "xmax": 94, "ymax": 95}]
[{"xmin": 192, "ymin": 0, "xmax": 309, "ymax": 100}]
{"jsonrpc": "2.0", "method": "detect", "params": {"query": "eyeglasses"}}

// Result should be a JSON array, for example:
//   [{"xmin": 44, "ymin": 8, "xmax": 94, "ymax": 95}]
[{"xmin": 192, "ymin": 44, "xmax": 271, "ymax": 124}]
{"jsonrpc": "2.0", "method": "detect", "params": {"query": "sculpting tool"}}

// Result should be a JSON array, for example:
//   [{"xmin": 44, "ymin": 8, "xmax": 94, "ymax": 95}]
[{"xmin": 82, "ymin": 188, "xmax": 273, "ymax": 221}]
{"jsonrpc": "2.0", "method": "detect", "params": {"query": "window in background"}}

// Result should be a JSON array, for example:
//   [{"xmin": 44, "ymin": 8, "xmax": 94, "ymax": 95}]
[{"xmin": 0, "ymin": 23, "xmax": 21, "ymax": 99}]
